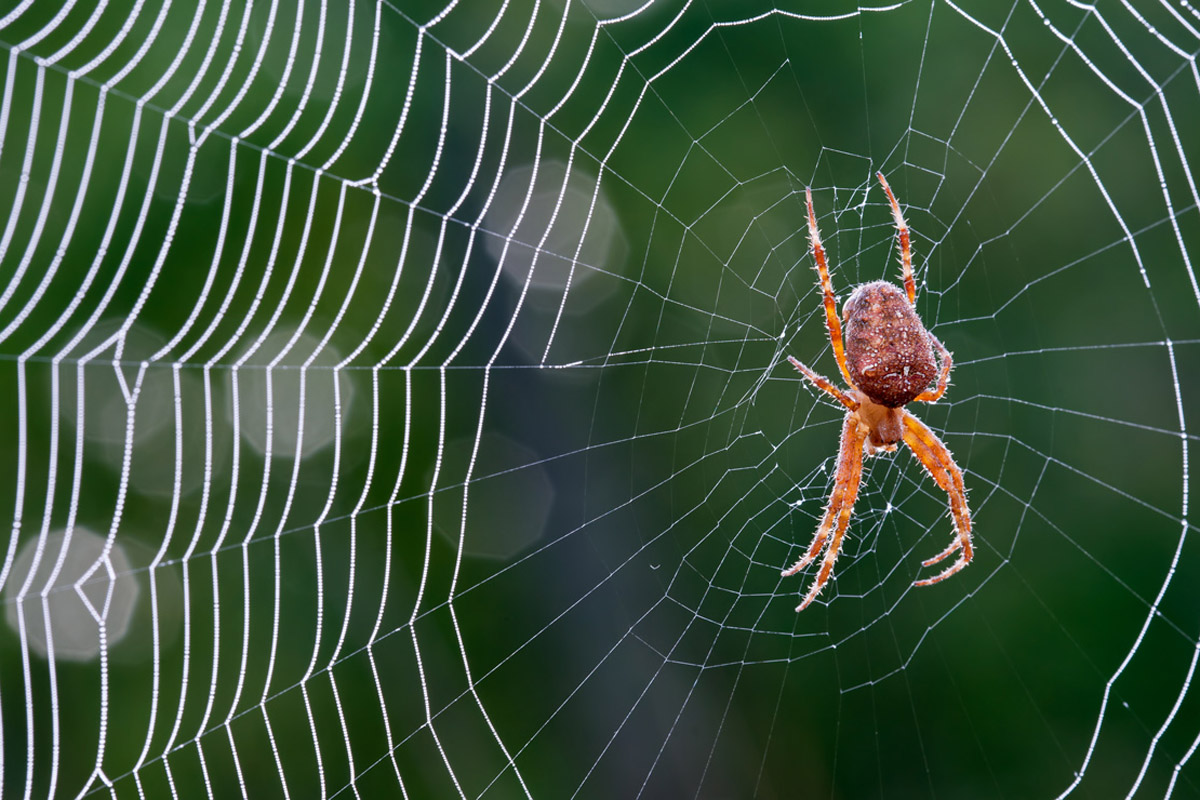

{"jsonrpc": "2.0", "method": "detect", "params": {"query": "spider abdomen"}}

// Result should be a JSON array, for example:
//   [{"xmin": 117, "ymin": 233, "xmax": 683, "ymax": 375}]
[{"xmin": 843, "ymin": 280, "xmax": 937, "ymax": 407}]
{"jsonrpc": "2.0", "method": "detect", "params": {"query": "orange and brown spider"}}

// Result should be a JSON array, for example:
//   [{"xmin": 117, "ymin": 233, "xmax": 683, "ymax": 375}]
[{"xmin": 783, "ymin": 172, "xmax": 972, "ymax": 612}]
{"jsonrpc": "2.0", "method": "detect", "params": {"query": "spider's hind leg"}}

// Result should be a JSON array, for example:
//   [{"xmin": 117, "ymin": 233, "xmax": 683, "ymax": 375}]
[
  {"xmin": 805, "ymin": 187, "xmax": 855, "ymax": 387},
  {"xmin": 914, "ymin": 333, "xmax": 953, "ymax": 404},
  {"xmin": 877, "ymin": 172, "xmax": 916, "ymax": 306}
]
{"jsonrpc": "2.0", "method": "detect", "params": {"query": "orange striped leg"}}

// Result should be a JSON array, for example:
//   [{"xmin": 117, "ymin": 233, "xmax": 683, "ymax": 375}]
[
  {"xmin": 805, "ymin": 187, "xmax": 854, "ymax": 387},
  {"xmin": 877, "ymin": 172, "xmax": 915, "ymax": 305},
  {"xmin": 782, "ymin": 417, "xmax": 859, "ymax": 578},
  {"xmin": 914, "ymin": 333, "xmax": 952, "ymax": 403},
  {"xmin": 785, "ymin": 413, "xmax": 868, "ymax": 612},
  {"xmin": 900, "ymin": 411, "xmax": 973, "ymax": 586},
  {"xmin": 786, "ymin": 356, "xmax": 858, "ymax": 410}
]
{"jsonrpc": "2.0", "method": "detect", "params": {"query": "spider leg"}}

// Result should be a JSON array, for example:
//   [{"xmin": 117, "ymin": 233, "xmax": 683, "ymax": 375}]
[
  {"xmin": 784, "ymin": 412, "xmax": 868, "ymax": 612},
  {"xmin": 914, "ymin": 333, "xmax": 952, "ymax": 404},
  {"xmin": 805, "ymin": 187, "xmax": 855, "ymax": 387},
  {"xmin": 877, "ymin": 172, "xmax": 915, "ymax": 306},
  {"xmin": 781, "ymin": 420, "xmax": 849, "ymax": 578},
  {"xmin": 900, "ymin": 410, "xmax": 973, "ymax": 586},
  {"xmin": 786, "ymin": 356, "xmax": 858, "ymax": 410},
  {"xmin": 920, "ymin": 536, "xmax": 963, "ymax": 568}
]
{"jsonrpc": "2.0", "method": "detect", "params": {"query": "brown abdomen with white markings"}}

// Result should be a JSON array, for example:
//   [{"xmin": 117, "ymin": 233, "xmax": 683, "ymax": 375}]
[{"xmin": 843, "ymin": 280, "xmax": 937, "ymax": 408}]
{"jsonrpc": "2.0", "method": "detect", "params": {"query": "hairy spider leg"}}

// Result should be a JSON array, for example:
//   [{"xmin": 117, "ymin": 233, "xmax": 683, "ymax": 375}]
[
  {"xmin": 914, "ymin": 333, "xmax": 953, "ymax": 404},
  {"xmin": 900, "ymin": 411, "xmax": 973, "ymax": 586},
  {"xmin": 786, "ymin": 356, "xmax": 858, "ymax": 409},
  {"xmin": 877, "ymin": 172, "xmax": 916, "ymax": 306},
  {"xmin": 805, "ymin": 187, "xmax": 854, "ymax": 387},
  {"xmin": 784, "ymin": 413, "xmax": 869, "ymax": 612}
]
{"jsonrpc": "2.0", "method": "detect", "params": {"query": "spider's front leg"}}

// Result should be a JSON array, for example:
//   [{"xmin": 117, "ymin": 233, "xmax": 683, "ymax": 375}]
[
  {"xmin": 784, "ymin": 411, "xmax": 869, "ymax": 611},
  {"xmin": 900, "ymin": 410, "xmax": 973, "ymax": 585}
]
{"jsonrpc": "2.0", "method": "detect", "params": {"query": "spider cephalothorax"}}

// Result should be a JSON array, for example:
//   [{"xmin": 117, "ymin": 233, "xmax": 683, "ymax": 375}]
[{"xmin": 783, "ymin": 173, "xmax": 972, "ymax": 612}]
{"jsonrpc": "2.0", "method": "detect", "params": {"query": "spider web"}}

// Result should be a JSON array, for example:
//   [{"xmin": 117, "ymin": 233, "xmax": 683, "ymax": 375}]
[{"xmin": 0, "ymin": 0, "xmax": 1197, "ymax": 796}]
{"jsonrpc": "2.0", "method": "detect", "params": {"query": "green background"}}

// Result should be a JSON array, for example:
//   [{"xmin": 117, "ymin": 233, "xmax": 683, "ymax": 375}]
[{"xmin": 0, "ymin": 0, "xmax": 1198, "ymax": 797}]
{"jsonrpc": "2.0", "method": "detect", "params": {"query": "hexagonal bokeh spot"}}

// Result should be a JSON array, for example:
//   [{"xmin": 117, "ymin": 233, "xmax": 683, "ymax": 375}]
[
  {"xmin": 228, "ymin": 327, "xmax": 355, "ymax": 460},
  {"xmin": 4, "ymin": 528, "xmax": 139, "ymax": 662},
  {"xmin": 485, "ymin": 158, "xmax": 626, "ymax": 312},
  {"xmin": 57, "ymin": 321, "xmax": 229, "ymax": 497},
  {"xmin": 432, "ymin": 432, "xmax": 555, "ymax": 561}
]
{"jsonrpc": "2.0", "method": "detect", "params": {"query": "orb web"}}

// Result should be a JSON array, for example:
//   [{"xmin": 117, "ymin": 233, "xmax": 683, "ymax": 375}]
[{"xmin": 0, "ymin": 0, "xmax": 1197, "ymax": 797}]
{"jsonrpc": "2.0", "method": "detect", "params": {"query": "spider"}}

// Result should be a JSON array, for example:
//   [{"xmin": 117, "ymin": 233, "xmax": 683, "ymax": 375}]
[{"xmin": 783, "ymin": 172, "xmax": 972, "ymax": 612}]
